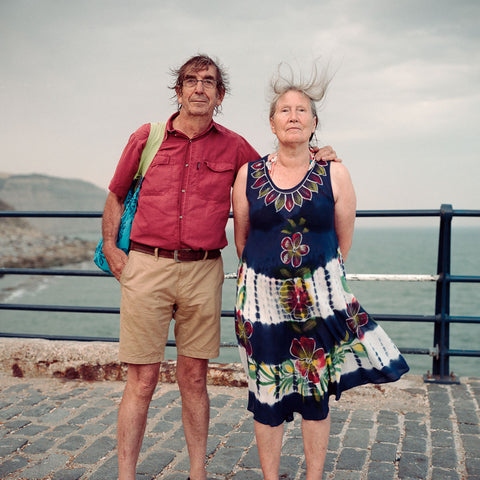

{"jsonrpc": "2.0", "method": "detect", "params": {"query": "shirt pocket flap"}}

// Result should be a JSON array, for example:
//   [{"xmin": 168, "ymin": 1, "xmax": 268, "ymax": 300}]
[
  {"xmin": 151, "ymin": 154, "xmax": 170, "ymax": 166},
  {"xmin": 204, "ymin": 161, "xmax": 234, "ymax": 173}
]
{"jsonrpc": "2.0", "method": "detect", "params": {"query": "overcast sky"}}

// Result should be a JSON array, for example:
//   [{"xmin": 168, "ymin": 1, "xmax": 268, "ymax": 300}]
[{"xmin": 1, "ymin": 0, "xmax": 479, "ymax": 215}]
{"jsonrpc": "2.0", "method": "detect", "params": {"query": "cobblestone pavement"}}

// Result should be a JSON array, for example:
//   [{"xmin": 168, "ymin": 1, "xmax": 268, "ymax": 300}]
[{"xmin": 0, "ymin": 374, "xmax": 479, "ymax": 480}]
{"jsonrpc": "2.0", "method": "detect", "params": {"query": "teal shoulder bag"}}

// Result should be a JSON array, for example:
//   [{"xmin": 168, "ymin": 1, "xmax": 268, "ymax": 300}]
[{"xmin": 93, "ymin": 122, "xmax": 166, "ymax": 274}]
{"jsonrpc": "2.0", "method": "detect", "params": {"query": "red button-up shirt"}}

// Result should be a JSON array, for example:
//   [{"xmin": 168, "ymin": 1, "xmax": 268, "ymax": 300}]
[{"xmin": 109, "ymin": 113, "xmax": 260, "ymax": 250}]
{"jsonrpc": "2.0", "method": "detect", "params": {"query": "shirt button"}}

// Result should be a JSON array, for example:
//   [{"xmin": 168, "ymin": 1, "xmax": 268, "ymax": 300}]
[
  {"xmin": 181, "ymin": 189, "xmax": 185, "ymax": 193},
  {"xmin": 185, "ymin": 163, "xmax": 189, "ymax": 167},
  {"xmin": 179, "ymin": 215, "xmax": 183, "ymax": 219}
]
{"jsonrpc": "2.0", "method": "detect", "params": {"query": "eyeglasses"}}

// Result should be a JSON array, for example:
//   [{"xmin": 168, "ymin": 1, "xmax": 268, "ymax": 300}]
[{"xmin": 183, "ymin": 78, "xmax": 217, "ymax": 89}]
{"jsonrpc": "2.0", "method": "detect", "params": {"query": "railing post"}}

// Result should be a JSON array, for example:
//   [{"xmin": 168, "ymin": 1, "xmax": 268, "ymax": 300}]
[{"xmin": 427, "ymin": 204, "xmax": 458, "ymax": 384}]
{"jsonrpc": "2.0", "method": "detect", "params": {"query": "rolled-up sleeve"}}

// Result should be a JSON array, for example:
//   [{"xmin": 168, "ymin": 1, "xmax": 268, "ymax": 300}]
[{"xmin": 108, "ymin": 123, "xmax": 151, "ymax": 198}]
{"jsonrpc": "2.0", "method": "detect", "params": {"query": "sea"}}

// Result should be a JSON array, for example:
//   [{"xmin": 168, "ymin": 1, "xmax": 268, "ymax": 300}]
[{"xmin": 1, "ymin": 219, "xmax": 479, "ymax": 378}]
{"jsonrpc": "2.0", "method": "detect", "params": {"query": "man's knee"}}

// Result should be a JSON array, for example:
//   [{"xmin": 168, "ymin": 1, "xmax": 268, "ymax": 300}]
[
  {"xmin": 176, "ymin": 357, "xmax": 208, "ymax": 393},
  {"xmin": 126, "ymin": 364, "xmax": 160, "ymax": 398}
]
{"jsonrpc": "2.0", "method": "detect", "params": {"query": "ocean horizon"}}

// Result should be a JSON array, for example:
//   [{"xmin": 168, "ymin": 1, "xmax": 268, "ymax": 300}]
[{"xmin": 1, "ymin": 222, "xmax": 479, "ymax": 378}]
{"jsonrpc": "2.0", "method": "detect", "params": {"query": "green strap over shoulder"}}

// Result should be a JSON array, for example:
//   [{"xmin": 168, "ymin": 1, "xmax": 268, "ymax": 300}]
[{"xmin": 135, "ymin": 122, "xmax": 167, "ymax": 179}]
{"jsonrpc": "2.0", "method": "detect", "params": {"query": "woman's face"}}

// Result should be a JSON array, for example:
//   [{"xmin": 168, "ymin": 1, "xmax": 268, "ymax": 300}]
[{"xmin": 270, "ymin": 90, "xmax": 317, "ymax": 146}]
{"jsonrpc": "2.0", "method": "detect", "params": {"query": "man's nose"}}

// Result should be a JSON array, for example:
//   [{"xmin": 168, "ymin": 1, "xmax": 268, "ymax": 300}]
[{"xmin": 194, "ymin": 80, "xmax": 206, "ymax": 92}]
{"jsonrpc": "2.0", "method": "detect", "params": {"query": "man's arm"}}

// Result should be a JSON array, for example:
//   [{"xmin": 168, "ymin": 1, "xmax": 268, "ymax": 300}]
[{"xmin": 102, "ymin": 192, "xmax": 128, "ymax": 281}]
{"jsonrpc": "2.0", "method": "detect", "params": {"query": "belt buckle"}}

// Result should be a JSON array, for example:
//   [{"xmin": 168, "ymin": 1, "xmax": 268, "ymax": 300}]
[{"xmin": 173, "ymin": 250, "xmax": 181, "ymax": 263}]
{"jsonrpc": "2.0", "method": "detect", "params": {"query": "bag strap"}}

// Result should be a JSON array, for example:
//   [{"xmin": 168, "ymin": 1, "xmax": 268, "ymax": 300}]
[{"xmin": 134, "ymin": 122, "xmax": 167, "ymax": 179}]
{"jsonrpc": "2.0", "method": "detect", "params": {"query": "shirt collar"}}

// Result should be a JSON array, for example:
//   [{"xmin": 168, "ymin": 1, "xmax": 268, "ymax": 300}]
[{"xmin": 166, "ymin": 112, "xmax": 219, "ymax": 138}]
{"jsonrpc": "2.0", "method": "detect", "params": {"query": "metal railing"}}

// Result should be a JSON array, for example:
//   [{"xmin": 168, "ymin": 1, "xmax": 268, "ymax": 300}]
[{"xmin": 1, "ymin": 204, "xmax": 479, "ymax": 384}]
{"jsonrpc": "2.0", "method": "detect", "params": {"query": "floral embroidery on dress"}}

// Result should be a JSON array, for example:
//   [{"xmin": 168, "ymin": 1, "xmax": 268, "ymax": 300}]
[
  {"xmin": 346, "ymin": 298, "xmax": 369, "ymax": 339},
  {"xmin": 244, "ymin": 332, "xmax": 370, "ymax": 403},
  {"xmin": 235, "ymin": 310, "xmax": 253, "ymax": 356},
  {"xmin": 280, "ymin": 232, "xmax": 310, "ymax": 267},
  {"xmin": 250, "ymin": 160, "xmax": 327, "ymax": 213},
  {"xmin": 279, "ymin": 277, "xmax": 313, "ymax": 320},
  {"xmin": 290, "ymin": 337, "xmax": 325, "ymax": 383}
]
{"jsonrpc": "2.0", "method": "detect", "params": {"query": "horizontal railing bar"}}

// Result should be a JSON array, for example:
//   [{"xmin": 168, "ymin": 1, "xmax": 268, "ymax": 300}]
[
  {"xmin": 0, "ymin": 305, "xmax": 234, "ymax": 317},
  {"xmin": 375, "ymin": 314, "xmax": 480, "ymax": 324},
  {"xmin": 447, "ymin": 349, "xmax": 480, "ymax": 357},
  {"xmin": 446, "ymin": 275, "xmax": 480, "ymax": 284},
  {"xmin": 1, "ymin": 209, "xmax": 479, "ymax": 219},
  {"xmin": 372, "ymin": 314, "xmax": 436, "ymax": 322},
  {"xmin": 2, "ymin": 269, "xmax": 480, "ymax": 285},
  {"xmin": 355, "ymin": 209, "xmax": 480, "ymax": 217},
  {"xmin": 225, "ymin": 273, "xmax": 454, "ymax": 282},
  {"xmin": 0, "ymin": 268, "xmax": 111, "ymax": 277},
  {"xmin": 399, "ymin": 347, "xmax": 436, "ymax": 355},
  {"xmin": 3, "ymin": 270, "xmax": 478, "ymax": 288},
  {"xmin": 347, "ymin": 274, "xmax": 439, "ymax": 282},
  {"xmin": 1, "ymin": 305, "xmax": 478, "ymax": 326},
  {"xmin": 0, "ymin": 332, "xmax": 119, "ymax": 342},
  {"xmin": 0, "ymin": 211, "xmax": 103, "ymax": 218},
  {"xmin": 448, "ymin": 316, "xmax": 480, "ymax": 324},
  {"xmin": 369, "ymin": 314, "xmax": 480, "ymax": 323},
  {"xmin": 0, "ymin": 269, "xmax": 441, "ymax": 282},
  {"xmin": 0, "ymin": 304, "xmax": 120, "ymax": 314},
  {"xmin": 356, "ymin": 210, "xmax": 440, "ymax": 217},
  {"xmin": 449, "ymin": 210, "xmax": 480, "ymax": 217}
]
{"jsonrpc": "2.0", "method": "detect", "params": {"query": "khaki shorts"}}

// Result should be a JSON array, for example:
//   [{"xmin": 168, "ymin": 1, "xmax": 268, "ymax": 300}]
[{"xmin": 119, "ymin": 250, "xmax": 224, "ymax": 364}]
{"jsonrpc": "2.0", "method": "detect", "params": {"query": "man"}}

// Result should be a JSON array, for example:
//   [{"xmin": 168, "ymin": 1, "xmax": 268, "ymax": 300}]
[{"xmin": 102, "ymin": 54, "xmax": 337, "ymax": 480}]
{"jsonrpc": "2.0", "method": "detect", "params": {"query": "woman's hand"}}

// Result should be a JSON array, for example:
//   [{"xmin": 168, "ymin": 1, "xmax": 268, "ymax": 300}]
[{"xmin": 232, "ymin": 164, "xmax": 250, "ymax": 258}]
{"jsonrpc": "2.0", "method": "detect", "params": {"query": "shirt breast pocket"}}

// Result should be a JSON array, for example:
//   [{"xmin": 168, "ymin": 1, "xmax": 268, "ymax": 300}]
[
  {"xmin": 198, "ymin": 160, "xmax": 235, "ymax": 202},
  {"xmin": 150, "ymin": 154, "xmax": 170, "ymax": 168},
  {"xmin": 142, "ymin": 154, "xmax": 172, "ymax": 196}
]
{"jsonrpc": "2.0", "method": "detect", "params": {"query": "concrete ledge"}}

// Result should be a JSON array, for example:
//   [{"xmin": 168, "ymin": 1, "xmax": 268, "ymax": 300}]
[{"xmin": 0, "ymin": 338, "xmax": 247, "ymax": 386}]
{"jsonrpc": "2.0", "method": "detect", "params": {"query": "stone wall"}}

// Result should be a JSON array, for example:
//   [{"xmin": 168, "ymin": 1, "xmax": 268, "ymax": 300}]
[{"xmin": 0, "ymin": 338, "xmax": 247, "ymax": 386}]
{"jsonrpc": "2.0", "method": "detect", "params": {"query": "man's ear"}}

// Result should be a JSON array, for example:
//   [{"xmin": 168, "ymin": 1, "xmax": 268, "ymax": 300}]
[{"xmin": 216, "ymin": 91, "xmax": 225, "ymax": 106}]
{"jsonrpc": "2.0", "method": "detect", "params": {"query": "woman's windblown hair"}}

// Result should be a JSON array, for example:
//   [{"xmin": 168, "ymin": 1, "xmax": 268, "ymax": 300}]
[{"xmin": 269, "ymin": 60, "xmax": 332, "ymax": 139}]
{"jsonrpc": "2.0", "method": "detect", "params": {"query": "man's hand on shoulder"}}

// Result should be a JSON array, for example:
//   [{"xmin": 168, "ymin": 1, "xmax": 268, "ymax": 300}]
[{"xmin": 311, "ymin": 145, "xmax": 342, "ymax": 163}]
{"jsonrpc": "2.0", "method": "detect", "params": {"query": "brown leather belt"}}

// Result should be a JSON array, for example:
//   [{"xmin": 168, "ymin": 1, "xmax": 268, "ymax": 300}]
[{"xmin": 130, "ymin": 241, "xmax": 221, "ymax": 262}]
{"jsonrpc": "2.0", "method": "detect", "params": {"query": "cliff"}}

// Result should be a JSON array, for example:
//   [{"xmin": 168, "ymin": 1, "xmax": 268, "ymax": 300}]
[
  {"xmin": 0, "ymin": 173, "xmax": 107, "ymax": 237},
  {"xmin": 0, "ymin": 174, "xmax": 106, "ymax": 268}
]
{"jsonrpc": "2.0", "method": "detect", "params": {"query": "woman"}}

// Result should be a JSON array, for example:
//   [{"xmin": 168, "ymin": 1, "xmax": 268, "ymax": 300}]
[{"xmin": 232, "ymin": 67, "xmax": 409, "ymax": 480}]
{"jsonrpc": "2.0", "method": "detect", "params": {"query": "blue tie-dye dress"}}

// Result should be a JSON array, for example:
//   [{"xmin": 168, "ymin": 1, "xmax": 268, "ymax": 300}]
[{"xmin": 235, "ymin": 157, "xmax": 409, "ymax": 427}]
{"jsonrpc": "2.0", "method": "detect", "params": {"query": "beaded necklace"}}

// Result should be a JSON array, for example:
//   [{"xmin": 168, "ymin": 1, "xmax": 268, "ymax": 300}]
[{"xmin": 266, "ymin": 152, "xmax": 315, "ymax": 176}]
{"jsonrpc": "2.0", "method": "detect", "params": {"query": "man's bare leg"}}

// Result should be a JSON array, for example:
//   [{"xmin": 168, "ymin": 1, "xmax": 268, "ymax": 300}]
[
  {"xmin": 176, "ymin": 355, "xmax": 209, "ymax": 480},
  {"xmin": 117, "ymin": 363, "xmax": 160, "ymax": 480}
]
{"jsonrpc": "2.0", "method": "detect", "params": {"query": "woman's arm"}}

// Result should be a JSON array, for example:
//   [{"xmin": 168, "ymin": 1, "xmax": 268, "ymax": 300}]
[
  {"xmin": 232, "ymin": 163, "xmax": 250, "ymax": 258},
  {"xmin": 330, "ymin": 162, "xmax": 357, "ymax": 261}
]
